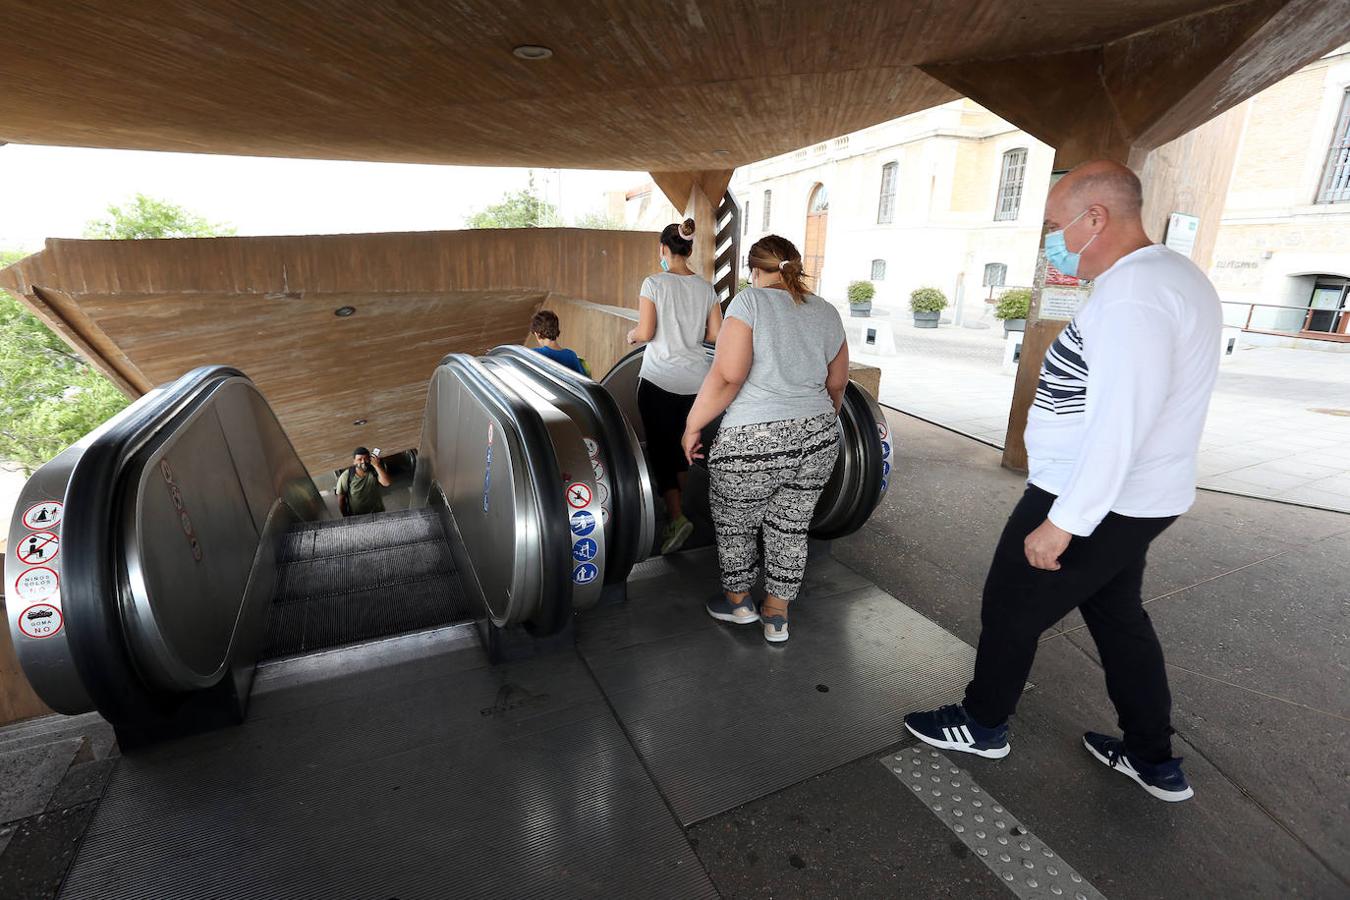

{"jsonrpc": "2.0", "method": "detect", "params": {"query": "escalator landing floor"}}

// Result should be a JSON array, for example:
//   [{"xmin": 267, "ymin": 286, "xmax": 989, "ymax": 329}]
[
  {"xmin": 59, "ymin": 628, "xmax": 717, "ymax": 900},
  {"xmin": 56, "ymin": 552, "xmax": 974, "ymax": 899}
]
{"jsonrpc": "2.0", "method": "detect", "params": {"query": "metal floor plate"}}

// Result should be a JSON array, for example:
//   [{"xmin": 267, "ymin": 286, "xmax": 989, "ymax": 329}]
[
  {"xmin": 579, "ymin": 548, "xmax": 976, "ymax": 825},
  {"xmin": 60, "ymin": 639, "xmax": 716, "ymax": 899}
]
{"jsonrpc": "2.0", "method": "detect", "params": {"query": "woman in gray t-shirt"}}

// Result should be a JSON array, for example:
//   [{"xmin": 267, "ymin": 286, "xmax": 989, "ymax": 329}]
[
  {"xmin": 682, "ymin": 235, "xmax": 850, "ymax": 644},
  {"xmin": 627, "ymin": 219, "xmax": 723, "ymax": 555}
]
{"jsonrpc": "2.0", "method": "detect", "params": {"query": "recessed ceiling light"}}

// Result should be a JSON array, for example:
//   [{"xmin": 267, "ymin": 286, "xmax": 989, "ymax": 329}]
[
  {"xmin": 713, "ymin": 149, "xmax": 730, "ymax": 155},
  {"xmin": 353, "ymin": 418, "xmax": 367, "ymax": 426},
  {"xmin": 334, "ymin": 306, "xmax": 356, "ymax": 317},
  {"xmin": 513, "ymin": 45, "xmax": 553, "ymax": 60}
]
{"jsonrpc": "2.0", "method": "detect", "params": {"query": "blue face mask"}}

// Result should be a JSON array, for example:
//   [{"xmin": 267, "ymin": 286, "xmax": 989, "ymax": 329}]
[
  {"xmin": 1044, "ymin": 209, "xmax": 1097, "ymax": 277},
  {"xmin": 659, "ymin": 256, "xmax": 670, "ymax": 272}
]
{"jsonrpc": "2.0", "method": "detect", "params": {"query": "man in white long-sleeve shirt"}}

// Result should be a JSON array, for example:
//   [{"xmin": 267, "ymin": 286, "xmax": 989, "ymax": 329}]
[{"xmin": 904, "ymin": 161, "xmax": 1221, "ymax": 803}]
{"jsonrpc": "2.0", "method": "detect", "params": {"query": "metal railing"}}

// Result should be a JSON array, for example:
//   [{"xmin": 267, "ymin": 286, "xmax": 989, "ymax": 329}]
[{"xmin": 1221, "ymin": 300, "xmax": 1348, "ymax": 339}]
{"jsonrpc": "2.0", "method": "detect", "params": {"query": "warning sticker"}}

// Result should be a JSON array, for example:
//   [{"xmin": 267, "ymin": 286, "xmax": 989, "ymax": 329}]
[
  {"xmin": 18, "ymin": 604, "xmax": 63, "ymax": 640},
  {"xmin": 572, "ymin": 562, "xmax": 599, "ymax": 585},
  {"xmin": 14, "ymin": 566, "xmax": 59, "ymax": 604},
  {"xmin": 572, "ymin": 538, "xmax": 598, "ymax": 563},
  {"xmin": 591, "ymin": 460, "xmax": 605, "ymax": 482},
  {"xmin": 570, "ymin": 510, "xmax": 596, "ymax": 537},
  {"xmin": 595, "ymin": 481, "xmax": 610, "ymax": 507},
  {"xmin": 600, "ymin": 507, "xmax": 610, "ymax": 526},
  {"xmin": 22, "ymin": 501, "xmax": 63, "ymax": 531},
  {"xmin": 881, "ymin": 440, "xmax": 891, "ymax": 458},
  {"xmin": 16, "ymin": 531, "xmax": 59, "ymax": 565},
  {"xmin": 584, "ymin": 437, "xmax": 599, "ymax": 459},
  {"xmin": 878, "ymin": 421, "xmax": 889, "ymax": 440},
  {"xmin": 565, "ymin": 482, "xmax": 592, "ymax": 509}
]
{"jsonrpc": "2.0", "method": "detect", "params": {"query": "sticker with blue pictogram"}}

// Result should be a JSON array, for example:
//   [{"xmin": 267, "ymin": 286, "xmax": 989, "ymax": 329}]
[
  {"xmin": 570, "ymin": 510, "xmax": 596, "ymax": 536},
  {"xmin": 882, "ymin": 460, "xmax": 891, "ymax": 477},
  {"xmin": 572, "ymin": 538, "xmax": 597, "ymax": 562},
  {"xmin": 881, "ymin": 478, "xmax": 888, "ymax": 492},
  {"xmin": 572, "ymin": 562, "xmax": 598, "ymax": 585},
  {"xmin": 881, "ymin": 440, "xmax": 891, "ymax": 458}
]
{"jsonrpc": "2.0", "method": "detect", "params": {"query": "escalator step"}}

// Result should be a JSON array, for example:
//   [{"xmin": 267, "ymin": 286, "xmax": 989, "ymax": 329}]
[
  {"xmin": 276, "ymin": 538, "xmax": 455, "ymax": 601},
  {"xmin": 280, "ymin": 509, "xmax": 445, "ymax": 562},
  {"xmin": 261, "ymin": 571, "xmax": 472, "ymax": 658}
]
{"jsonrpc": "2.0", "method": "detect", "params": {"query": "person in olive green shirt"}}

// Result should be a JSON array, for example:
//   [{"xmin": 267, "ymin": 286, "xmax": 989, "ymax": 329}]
[{"xmin": 336, "ymin": 446, "xmax": 391, "ymax": 516}]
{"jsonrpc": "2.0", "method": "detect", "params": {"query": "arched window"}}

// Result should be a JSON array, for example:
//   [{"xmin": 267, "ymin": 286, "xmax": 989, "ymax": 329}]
[
  {"xmin": 804, "ymin": 184, "xmax": 829, "ymax": 280},
  {"xmin": 994, "ymin": 148, "xmax": 1028, "ymax": 221},
  {"xmin": 809, "ymin": 183, "xmax": 830, "ymax": 213},
  {"xmin": 877, "ymin": 162, "xmax": 898, "ymax": 224},
  {"xmin": 871, "ymin": 259, "xmax": 886, "ymax": 281},
  {"xmin": 762, "ymin": 189, "xmax": 772, "ymax": 229}
]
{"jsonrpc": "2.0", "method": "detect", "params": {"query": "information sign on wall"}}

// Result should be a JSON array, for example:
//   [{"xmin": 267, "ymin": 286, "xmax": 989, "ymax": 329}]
[{"xmin": 1164, "ymin": 212, "xmax": 1199, "ymax": 259}]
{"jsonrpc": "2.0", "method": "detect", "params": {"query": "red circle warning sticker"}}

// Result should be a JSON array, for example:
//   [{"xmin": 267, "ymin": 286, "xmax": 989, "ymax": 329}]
[
  {"xmin": 565, "ymin": 482, "xmax": 592, "ymax": 509},
  {"xmin": 22, "ymin": 501, "xmax": 63, "ymax": 530},
  {"xmin": 877, "ymin": 421, "xmax": 889, "ymax": 440},
  {"xmin": 14, "ymin": 566, "xmax": 59, "ymax": 604},
  {"xmin": 18, "ymin": 603, "xmax": 63, "ymax": 640},
  {"xmin": 16, "ymin": 531, "xmax": 59, "ymax": 565}
]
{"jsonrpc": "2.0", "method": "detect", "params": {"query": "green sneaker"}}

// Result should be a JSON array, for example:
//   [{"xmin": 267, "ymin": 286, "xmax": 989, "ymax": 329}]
[{"xmin": 660, "ymin": 515, "xmax": 695, "ymax": 554}]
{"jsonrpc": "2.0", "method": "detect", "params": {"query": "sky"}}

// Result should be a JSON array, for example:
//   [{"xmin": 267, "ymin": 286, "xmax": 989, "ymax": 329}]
[{"xmin": 0, "ymin": 144, "xmax": 647, "ymax": 251}]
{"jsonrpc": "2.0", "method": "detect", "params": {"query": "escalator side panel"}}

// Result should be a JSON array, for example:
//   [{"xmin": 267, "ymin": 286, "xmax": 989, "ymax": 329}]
[
  {"xmin": 488, "ymin": 346, "xmax": 654, "ymax": 587},
  {"xmin": 122, "ymin": 398, "xmax": 260, "ymax": 691},
  {"xmin": 415, "ymin": 357, "xmax": 578, "ymax": 633}
]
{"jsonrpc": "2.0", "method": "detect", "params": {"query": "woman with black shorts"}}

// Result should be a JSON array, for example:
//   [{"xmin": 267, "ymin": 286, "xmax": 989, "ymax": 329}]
[{"xmin": 627, "ymin": 218, "xmax": 723, "ymax": 553}]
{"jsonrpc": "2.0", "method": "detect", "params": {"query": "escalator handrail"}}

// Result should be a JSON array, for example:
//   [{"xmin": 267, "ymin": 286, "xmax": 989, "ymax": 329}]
[
  {"xmin": 432, "ymin": 354, "xmax": 573, "ymax": 635},
  {"xmin": 62, "ymin": 365, "xmax": 247, "ymax": 726},
  {"xmin": 487, "ymin": 345, "xmax": 650, "ymax": 585}
]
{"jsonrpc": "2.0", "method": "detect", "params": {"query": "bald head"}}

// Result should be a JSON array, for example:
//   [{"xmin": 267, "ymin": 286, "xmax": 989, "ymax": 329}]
[
  {"xmin": 1042, "ymin": 159, "xmax": 1152, "ymax": 281},
  {"xmin": 1054, "ymin": 160, "xmax": 1143, "ymax": 220}
]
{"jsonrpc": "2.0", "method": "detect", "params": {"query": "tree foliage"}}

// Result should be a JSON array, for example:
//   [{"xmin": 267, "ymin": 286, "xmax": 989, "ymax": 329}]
[
  {"xmin": 466, "ymin": 189, "xmax": 563, "ymax": 229},
  {"xmin": 465, "ymin": 173, "xmax": 563, "ymax": 229},
  {"xmin": 573, "ymin": 210, "xmax": 630, "ymax": 230},
  {"xmin": 2, "ymin": 196, "xmax": 234, "ymax": 472},
  {"xmin": 0, "ymin": 252, "xmax": 128, "ymax": 472},
  {"xmin": 83, "ymin": 193, "xmax": 236, "ymax": 239}
]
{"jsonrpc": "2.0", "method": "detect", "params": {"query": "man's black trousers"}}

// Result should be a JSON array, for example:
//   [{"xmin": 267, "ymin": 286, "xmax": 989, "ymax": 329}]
[{"xmin": 963, "ymin": 485, "xmax": 1178, "ymax": 763}]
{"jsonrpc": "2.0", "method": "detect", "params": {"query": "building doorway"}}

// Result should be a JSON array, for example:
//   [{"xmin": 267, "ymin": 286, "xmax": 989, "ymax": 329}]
[
  {"xmin": 1306, "ymin": 277, "xmax": 1349, "ymax": 335},
  {"xmin": 804, "ymin": 183, "xmax": 829, "ymax": 283}
]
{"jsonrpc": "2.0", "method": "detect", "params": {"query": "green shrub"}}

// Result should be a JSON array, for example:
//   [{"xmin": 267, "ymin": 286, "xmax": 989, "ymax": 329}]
[
  {"xmin": 994, "ymin": 288, "xmax": 1032, "ymax": 321},
  {"xmin": 847, "ymin": 280, "xmax": 876, "ymax": 304},
  {"xmin": 909, "ymin": 286, "xmax": 948, "ymax": 313}
]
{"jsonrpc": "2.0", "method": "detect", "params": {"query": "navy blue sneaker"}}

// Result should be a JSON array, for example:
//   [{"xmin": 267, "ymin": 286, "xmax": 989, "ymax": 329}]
[
  {"xmin": 706, "ymin": 592, "xmax": 759, "ymax": 625},
  {"xmin": 1082, "ymin": 732, "xmax": 1194, "ymax": 802},
  {"xmin": 904, "ymin": 704, "xmax": 1010, "ymax": 759}
]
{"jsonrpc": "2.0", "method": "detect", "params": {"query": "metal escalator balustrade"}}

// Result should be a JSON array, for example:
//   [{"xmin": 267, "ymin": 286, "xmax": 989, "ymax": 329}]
[
  {"xmin": 486, "ymin": 345, "xmax": 656, "ymax": 590},
  {"xmin": 411, "ymin": 353, "xmax": 603, "ymax": 633}
]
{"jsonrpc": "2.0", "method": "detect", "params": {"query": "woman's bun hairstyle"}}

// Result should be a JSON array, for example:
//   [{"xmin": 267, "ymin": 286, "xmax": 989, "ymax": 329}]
[
  {"xmin": 746, "ymin": 235, "xmax": 811, "ymax": 303},
  {"xmin": 660, "ymin": 219, "xmax": 696, "ymax": 257}
]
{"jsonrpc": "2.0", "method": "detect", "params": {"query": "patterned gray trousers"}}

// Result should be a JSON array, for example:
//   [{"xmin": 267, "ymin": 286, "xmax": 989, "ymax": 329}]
[{"xmin": 708, "ymin": 412, "xmax": 840, "ymax": 603}]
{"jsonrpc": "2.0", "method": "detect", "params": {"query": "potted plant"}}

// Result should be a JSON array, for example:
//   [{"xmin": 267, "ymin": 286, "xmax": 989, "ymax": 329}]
[
  {"xmin": 847, "ymin": 280, "xmax": 875, "ymax": 318},
  {"xmin": 994, "ymin": 288, "xmax": 1032, "ymax": 335},
  {"xmin": 909, "ymin": 286, "xmax": 947, "ymax": 328}
]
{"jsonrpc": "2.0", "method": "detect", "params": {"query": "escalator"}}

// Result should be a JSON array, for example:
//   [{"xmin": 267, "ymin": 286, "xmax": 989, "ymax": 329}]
[{"xmin": 5, "ymin": 345, "xmax": 890, "ymax": 750}]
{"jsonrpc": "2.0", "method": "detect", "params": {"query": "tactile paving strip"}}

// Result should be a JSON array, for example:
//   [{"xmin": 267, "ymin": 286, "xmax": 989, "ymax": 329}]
[{"xmin": 882, "ymin": 747, "xmax": 1106, "ymax": 900}]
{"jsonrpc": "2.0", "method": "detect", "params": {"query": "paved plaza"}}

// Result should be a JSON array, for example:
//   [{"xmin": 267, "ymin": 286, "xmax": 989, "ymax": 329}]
[{"xmin": 852, "ymin": 309, "xmax": 1350, "ymax": 513}]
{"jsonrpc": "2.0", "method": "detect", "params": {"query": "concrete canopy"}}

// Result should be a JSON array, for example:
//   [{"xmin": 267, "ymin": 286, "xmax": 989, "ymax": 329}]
[{"xmin": 3, "ymin": 0, "xmax": 1345, "ymax": 173}]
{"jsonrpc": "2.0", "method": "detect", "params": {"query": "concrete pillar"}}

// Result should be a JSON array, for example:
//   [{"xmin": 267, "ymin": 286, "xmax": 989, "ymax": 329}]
[{"xmin": 650, "ymin": 169, "xmax": 733, "ymax": 282}]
